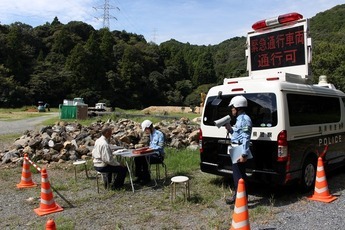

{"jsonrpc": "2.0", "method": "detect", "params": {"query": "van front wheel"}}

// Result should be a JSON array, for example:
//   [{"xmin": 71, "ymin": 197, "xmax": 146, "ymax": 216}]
[{"xmin": 300, "ymin": 156, "xmax": 317, "ymax": 192}]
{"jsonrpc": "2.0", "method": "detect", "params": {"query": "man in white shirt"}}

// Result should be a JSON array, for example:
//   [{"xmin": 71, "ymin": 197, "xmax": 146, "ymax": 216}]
[{"xmin": 92, "ymin": 127, "xmax": 127, "ymax": 190}]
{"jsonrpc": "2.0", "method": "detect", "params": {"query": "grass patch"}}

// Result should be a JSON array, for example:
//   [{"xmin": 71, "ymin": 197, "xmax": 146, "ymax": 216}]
[
  {"xmin": 0, "ymin": 107, "xmax": 44, "ymax": 120},
  {"xmin": 40, "ymin": 116, "xmax": 60, "ymax": 126},
  {"xmin": 0, "ymin": 107, "xmax": 36, "ymax": 113},
  {"xmin": 50, "ymin": 216, "xmax": 75, "ymax": 230},
  {"xmin": 249, "ymin": 205, "xmax": 273, "ymax": 221},
  {"xmin": 165, "ymin": 148, "xmax": 200, "ymax": 176},
  {"xmin": 162, "ymin": 148, "xmax": 230, "ymax": 205},
  {"xmin": 0, "ymin": 133, "xmax": 21, "ymax": 142},
  {"xmin": 0, "ymin": 111, "xmax": 42, "ymax": 120},
  {"xmin": 0, "ymin": 107, "xmax": 60, "ymax": 121}
]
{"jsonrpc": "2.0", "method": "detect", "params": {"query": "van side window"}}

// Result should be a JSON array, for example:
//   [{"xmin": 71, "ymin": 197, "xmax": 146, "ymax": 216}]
[
  {"xmin": 246, "ymin": 93, "xmax": 277, "ymax": 127},
  {"xmin": 287, "ymin": 94, "xmax": 341, "ymax": 126},
  {"xmin": 203, "ymin": 93, "xmax": 277, "ymax": 127}
]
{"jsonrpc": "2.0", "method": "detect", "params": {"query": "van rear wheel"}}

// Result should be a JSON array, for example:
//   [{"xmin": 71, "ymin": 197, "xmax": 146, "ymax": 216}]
[{"xmin": 300, "ymin": 156, "xmax": 317, "ymax": 192}]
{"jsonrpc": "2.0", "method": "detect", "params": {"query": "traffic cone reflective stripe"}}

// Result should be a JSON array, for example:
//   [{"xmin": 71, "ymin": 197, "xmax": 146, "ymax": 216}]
[
  {"xmin": 230, "ymin": 178, "xmax": 250, "ymax": 230},
  {"xmin": 16, "ymin": 154, "xmax": 37, "ymax": 188},
  {"xmin": 308, "ymin": 157, "xmax": 337, "ymax": 203},
  {"xmin": 34, "ymin": 168, "xmax": 63, "ymax": 216}
]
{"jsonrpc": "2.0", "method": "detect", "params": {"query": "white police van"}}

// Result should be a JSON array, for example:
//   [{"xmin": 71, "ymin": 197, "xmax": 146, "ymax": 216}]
[{"xmin": 199, "ymin": 13, "xmax": 345, "ymax": 191}]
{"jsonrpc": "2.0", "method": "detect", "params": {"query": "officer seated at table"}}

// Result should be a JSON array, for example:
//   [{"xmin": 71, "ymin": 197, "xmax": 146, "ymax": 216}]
[{"xmin": 134, "ymin": 120, "xmax": 165, "ymax": 185}]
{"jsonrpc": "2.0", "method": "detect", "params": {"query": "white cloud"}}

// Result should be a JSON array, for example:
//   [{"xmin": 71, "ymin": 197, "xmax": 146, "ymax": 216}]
[{"xmin": 0, "ymin": 0, "xmax": 343, "ymax": 45}]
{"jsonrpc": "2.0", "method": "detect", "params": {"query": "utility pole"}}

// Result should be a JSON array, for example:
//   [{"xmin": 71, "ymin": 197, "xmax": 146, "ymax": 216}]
[
  {"xmin": 93, "ymin": 0, "xmax": 119, "ymax": 29},
  {"xmin": 152, "ymin": 28, "xmax": 157, "ymax": 44}
]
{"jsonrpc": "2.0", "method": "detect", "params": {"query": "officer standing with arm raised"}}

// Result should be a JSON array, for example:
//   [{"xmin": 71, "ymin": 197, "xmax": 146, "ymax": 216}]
[{"xmin": 225, "ymin": 95, "xmax": 253, "ymax": 204}]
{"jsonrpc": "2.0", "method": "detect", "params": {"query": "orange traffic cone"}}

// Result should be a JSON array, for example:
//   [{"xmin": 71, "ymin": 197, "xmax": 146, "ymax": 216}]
[
  {"xmin": 230, "ymin": 178, "xmax": 250, "ymax": 230},
  {"xmin": 16, "ymin": 154, "xmax": 37, "ymax": 188},
  {"xmin": 45, "ymin": 219, "xmax": 56, "ymax": 230},
  {"xmin": 34, "ymin": 168, "xmax": 63, "ymax": 216},
  {"xmin": 308, "ymin": 157, "xmax": 337, "ymax": 203}
]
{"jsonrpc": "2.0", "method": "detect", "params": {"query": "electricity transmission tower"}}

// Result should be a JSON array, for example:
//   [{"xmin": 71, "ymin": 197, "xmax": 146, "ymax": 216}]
[{"xmin": 93, "ymin": 0, "xmax": 119, "ymax": 29}]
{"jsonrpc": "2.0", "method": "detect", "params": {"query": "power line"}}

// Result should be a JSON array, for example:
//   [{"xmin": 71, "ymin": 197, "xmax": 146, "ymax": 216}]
[
  {"xmin": 93, "ymin": 0, "xmax": 119, "ymax": 29},
  {"xmin": 113, "ymin": 0, "xmax": 146, "ymax": 35}
]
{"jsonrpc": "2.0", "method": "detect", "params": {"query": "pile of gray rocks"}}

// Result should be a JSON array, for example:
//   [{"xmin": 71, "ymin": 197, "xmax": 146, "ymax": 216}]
[{"xmin": 0, "ymin": 117, "xmax": 200, "ymax": 165}]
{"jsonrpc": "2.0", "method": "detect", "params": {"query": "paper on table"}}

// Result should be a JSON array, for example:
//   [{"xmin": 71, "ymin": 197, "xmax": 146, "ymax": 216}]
[
  {"xmin": 114, "ymin": 149, "xmax": 130, "ymax": 155},
  {"xmin": 110, "ymin": 145, "xmax": 124, "ymax": 151}
]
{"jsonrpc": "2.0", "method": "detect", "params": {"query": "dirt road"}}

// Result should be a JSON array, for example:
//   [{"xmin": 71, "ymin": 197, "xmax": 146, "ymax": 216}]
[{"xmin": 0, "ymin": 113, "xmax": 58, "ymax": 135}]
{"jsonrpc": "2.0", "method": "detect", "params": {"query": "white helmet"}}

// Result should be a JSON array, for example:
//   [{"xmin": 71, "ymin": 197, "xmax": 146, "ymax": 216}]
[
  {"xmin": 141, "ymin": 120, "xmax": 153, "ymax": 131},
  {"xmin": 229, "ymin": 95, "xmax": 247, "ymax": 108}
]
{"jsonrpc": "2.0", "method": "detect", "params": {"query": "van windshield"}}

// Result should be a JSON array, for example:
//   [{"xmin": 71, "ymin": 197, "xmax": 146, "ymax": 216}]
[{"xmin": 203, "ymin": 93, "xmax": 277, "ymax": 127}]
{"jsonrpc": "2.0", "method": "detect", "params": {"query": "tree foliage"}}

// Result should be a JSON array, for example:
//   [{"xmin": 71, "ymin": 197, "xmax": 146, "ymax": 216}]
[{"xmin": 0, "ymin": 4, "xmax": 344, "ymax": 108}]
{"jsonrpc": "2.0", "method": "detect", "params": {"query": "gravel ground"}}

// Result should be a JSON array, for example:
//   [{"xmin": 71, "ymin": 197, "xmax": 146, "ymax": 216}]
[
  {"xmin": 1, "ymin": 160, "xmax": 344, "ymax": 230},
  {"xmin": 1, "ymin": 115, "xmax": 345, "ymax": 229},
  {"xmin": 252, "ymin": 170, "xmax": 345, "ymax": 230}
]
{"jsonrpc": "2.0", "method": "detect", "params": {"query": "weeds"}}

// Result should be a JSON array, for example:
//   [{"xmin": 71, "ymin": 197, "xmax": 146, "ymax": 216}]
[
  {"xmin": 0, "ymin": 133, "xmax": 22, "ymax": 145},
  {"xmin": 50, "ymin": 216, "xmax": 75, "ymax": 229}
]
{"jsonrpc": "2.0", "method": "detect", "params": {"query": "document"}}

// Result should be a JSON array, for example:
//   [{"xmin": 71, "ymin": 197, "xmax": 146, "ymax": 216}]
[
  {"xmin": 228, "ymin": 145, "xmax": 244, "ymax": 164},
  {"xmin": 227, "ymin": 145, "xmax": 253, "ymax": 164}
]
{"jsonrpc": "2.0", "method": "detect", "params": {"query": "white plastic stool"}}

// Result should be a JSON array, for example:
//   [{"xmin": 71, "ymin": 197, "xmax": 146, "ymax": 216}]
[
  {"xmin": 73, "ymin": 160, "xmax": 89, "ymax": 181},
  {"xmin": 170, "ymin": 176, "xmax": 190, "ymax": 202}
]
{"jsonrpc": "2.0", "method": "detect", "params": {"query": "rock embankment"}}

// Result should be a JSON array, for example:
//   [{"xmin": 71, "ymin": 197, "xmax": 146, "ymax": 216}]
[{"xmin": 0, "ymin": 117, "xmax": 200, "ymax": 165}]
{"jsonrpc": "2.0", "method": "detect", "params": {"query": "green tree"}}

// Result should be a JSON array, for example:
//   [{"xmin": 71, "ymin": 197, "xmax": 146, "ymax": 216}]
[
  {"xmin": 99, "ymin": 28, "xmax": 116, "ymax": 70},
  {"xmin": 185, "ymin": 84, "xmax": 215, "ymax": 107},
  {"xmin": 0, "ymin": 65, "xmax": 32, "ymax": 107},
  {"xmin": 311, "ymin": 41, "xmax": 345, "ymax": 92},
  {"xmin": 51, "ymin": 28, "xmax": 75, "ymax": 56},
  {"xmin": 192, "ymin": 49, "xmax": 216, "ymax": 86},
  {"xmin": 5, "ymin": 23, "xmax": 36, "ymax": 85}
]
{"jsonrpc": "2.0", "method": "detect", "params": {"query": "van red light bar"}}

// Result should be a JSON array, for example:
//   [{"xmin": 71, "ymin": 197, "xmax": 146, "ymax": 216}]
[{"xmin": 252, "ymin": 12, "xmax": 303, "ymax": 31}]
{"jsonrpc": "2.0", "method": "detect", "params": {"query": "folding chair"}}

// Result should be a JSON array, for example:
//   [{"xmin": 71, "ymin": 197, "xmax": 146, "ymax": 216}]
[{"xmin": 150, "ymin": 156, "xmax": 167, "ymax": 184}]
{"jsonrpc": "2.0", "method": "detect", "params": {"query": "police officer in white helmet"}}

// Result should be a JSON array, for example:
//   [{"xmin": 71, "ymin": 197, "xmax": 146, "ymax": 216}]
[
  {"xmin": 134, "ymin": 119, "xmax": 165, "ymax": 185},
  {"xmin": 225, "ymin": 95, "xmax": 253, "ymax": 204}
]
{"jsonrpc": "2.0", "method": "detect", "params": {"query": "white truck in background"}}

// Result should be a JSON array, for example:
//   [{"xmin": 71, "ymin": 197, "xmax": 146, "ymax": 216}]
[{"xmin": 88, "ymin": 102, "xmax": 107, "ymax": 112}]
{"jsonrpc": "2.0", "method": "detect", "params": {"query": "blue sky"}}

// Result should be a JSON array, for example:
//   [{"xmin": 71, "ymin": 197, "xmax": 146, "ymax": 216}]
[{"xmin": 0, "ymin": 0, "xmax": 343, "ymax": 45}]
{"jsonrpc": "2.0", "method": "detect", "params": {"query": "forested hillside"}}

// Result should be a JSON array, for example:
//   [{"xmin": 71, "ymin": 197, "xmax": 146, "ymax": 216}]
[
  {"xmin": 0, "ymin": 4, "xmax": 344, "ymax": 109},
  {"xmin": 310, "ymin": 4, "xmax": 345, "ymax": 91}
]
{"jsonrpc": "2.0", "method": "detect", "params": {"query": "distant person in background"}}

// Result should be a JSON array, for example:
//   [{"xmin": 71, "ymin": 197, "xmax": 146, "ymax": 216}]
[
  {"xmin": 92, "ymin": 127, "xmax": 127, "ymax": 190},
  {"xmin": 44, "ymin": 103, "xmax": 50, "ymax": 111},
  {"xmin": 134, "ymin": 120, "xmax": 165, "ymax": 185}
]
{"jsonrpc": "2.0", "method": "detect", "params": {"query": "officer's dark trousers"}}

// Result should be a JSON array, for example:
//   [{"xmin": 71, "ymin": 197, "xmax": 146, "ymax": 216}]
[{"xmin": 232, "ymin": 162, "xmax": 247, "ymax": 198}]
